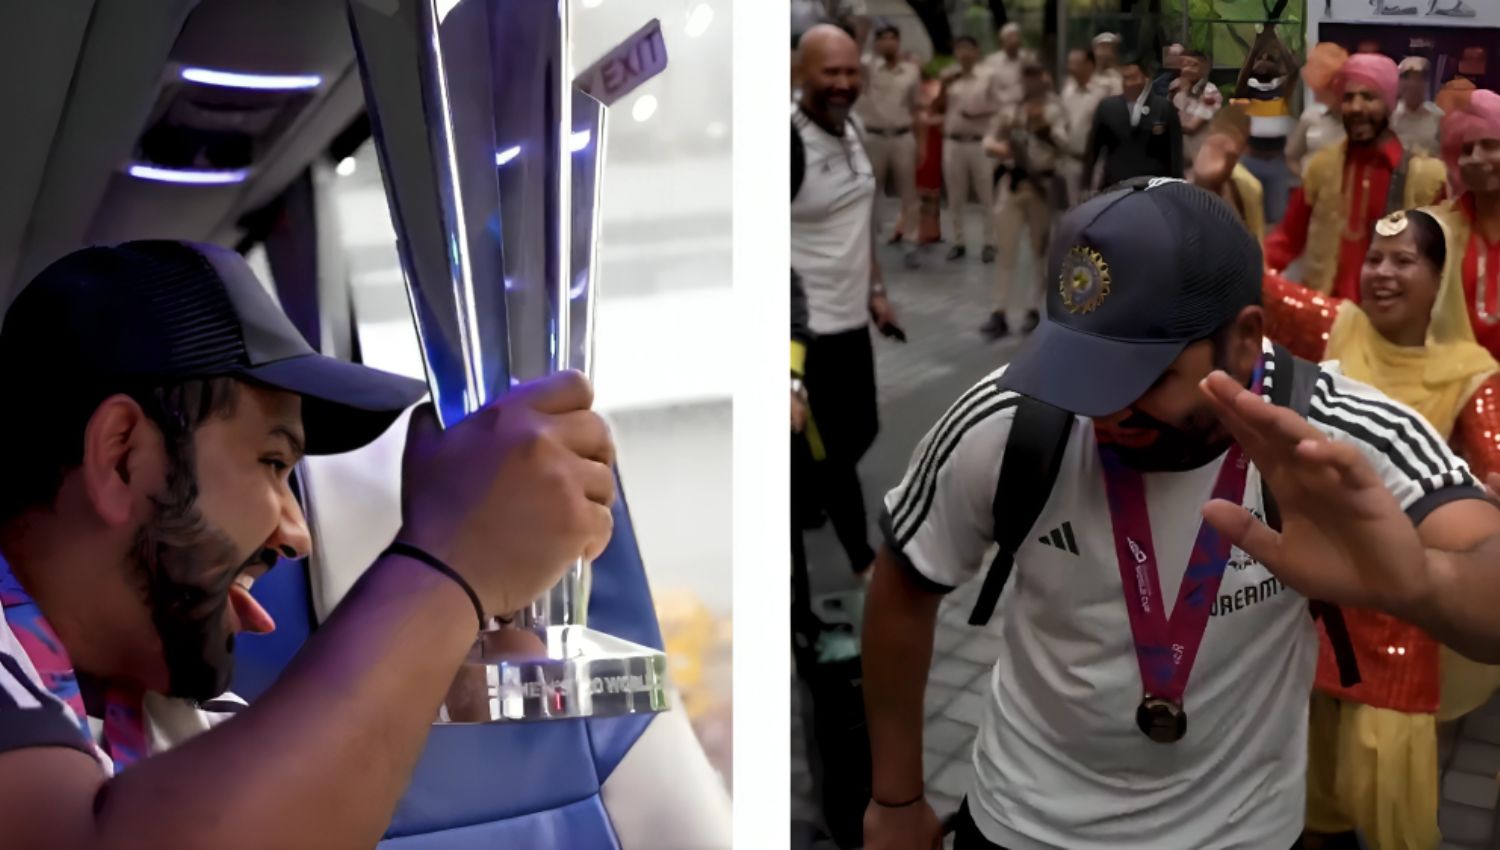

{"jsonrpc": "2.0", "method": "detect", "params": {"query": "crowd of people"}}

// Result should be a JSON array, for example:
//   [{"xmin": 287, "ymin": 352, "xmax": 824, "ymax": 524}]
[{"xmin": 792, "ymin": 10, "xmax": 1500, "ymax": 850}]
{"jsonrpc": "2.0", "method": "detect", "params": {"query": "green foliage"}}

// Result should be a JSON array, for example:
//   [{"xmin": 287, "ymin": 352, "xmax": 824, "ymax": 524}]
[
  {"xmin": 925, "ymin": 54, "xmax": 957, "ymax": 78},
  {"xmin": 980, "ymin": 0, "xmax": 1307, "ymax": 77}
]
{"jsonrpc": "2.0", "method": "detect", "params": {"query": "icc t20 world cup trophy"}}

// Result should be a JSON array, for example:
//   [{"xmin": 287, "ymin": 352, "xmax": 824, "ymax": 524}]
[{"xmin": 347, "ymin": 0, "xmax": 671, "ymax": 722}]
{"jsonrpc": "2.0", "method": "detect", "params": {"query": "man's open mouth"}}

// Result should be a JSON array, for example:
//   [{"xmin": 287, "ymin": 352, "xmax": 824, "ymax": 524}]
[{"xmin": 226, "ymin": 565, "xmax": 277, "ymax": 634}]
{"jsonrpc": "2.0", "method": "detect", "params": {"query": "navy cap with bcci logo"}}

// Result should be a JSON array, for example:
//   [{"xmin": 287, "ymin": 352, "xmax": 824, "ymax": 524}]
[
  {"xmin": 997, "ymin": 178, "xmax": 1263, "ymax": 417},
  {"xmin": 0, "ymin": 240, "xmax": 428, "ymax": 454}
]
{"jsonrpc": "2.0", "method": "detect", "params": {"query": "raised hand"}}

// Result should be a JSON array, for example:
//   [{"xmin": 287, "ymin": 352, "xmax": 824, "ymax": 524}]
[
  {"xmin": 398, "ymin": 371, "xmax": 616, "ymax": 619},
  {"xmin": 1196, "ymin": 371, "xmax": 1429, "ymax": 611},
  {"xmin": 1190, "ymin": 134, "xmax": 1238, "ymax": 190}
]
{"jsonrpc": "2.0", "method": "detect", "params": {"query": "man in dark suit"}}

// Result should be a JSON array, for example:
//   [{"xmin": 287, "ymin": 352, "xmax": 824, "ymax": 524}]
[{"xmin": 1083, "ymin": 56, "xmax": 1183, "ymax": 191}]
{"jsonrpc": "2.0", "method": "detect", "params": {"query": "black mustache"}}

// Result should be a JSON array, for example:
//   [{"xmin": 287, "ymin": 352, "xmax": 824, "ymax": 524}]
[{"xmin": 1117, "ymin": 411, "xmax": 1176, "ymax": 432}]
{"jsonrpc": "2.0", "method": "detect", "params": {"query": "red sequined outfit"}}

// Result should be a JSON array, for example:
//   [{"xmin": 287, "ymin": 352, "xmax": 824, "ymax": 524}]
[
  {"xmin": 1457, "ymin": 374, "xmax": 1500, "ymax": 484},
  {"xmin": 1262, "ymin": 272, "xmax": 1500, "ymax": 712},
  {"xmin": 1262, "ymin": 272, "xmax": 1340, "ymax": 362},
  {"xmin": 1456, "ymin": 193, "xmax": 1500, "ymax": 363}
]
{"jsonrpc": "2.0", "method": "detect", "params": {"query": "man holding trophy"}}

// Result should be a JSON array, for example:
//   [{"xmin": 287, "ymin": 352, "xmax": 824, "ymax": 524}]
[
  {"xmin": 0, "ymin": 0, "xmax": 730, "ymax": 846},
  {"xmin": 0, "ymin": 242, "xmax": 611, "ymax": 847}
]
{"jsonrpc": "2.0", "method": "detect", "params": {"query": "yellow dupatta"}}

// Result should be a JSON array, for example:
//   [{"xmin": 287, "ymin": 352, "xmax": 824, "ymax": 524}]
[
  {"xmin": 1324, "ymin": 209, "xmax": 1498, "ymax": 440},
  {"xmin": 1323, "ymin": 208, "xmax": 1500, "ymax": 720}
]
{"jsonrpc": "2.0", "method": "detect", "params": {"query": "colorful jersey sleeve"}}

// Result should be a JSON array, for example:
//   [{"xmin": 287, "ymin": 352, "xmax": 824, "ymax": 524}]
[{"xmin": 0, "ymin": 615, "xmax": 98, "ymax": 765}]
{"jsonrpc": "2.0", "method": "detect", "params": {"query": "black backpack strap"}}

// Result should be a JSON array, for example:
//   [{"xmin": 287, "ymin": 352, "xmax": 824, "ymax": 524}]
[
  {"xmin": 1385, "ymin": 150, "xmax": 1411, "ymax": 216},
  {"xmin": 792, "ymin": 120, "xmax": 806, "ymax": 201},
  {"xmin": 1265, "ymin": 344, "xmax": 1361, "ymax": 687},
  {"xmin": 1268, "ymin": 341, "xmax": 1317, "ymax": 411},
  {"xmin": 969, "ymin": 396, "xmax": 1073, "ymax": 626},
  {"xmin": 848, "ymin": 114, "xmax": 866, "ymax": 148},
  {"xmin": 1310, "ymin": 600, "xmax": 1361, "ymax": 688}
]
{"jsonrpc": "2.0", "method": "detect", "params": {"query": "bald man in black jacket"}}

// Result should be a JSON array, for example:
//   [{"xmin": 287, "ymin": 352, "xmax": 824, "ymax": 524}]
[{"xmin": 1084, "ymin": 57, "xmax": 1183, "ymax": 191}]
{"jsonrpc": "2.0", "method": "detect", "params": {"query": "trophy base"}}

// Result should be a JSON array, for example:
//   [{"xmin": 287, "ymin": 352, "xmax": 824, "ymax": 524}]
[{"xmin": 447, "ymin": 625, "xmax": 670, "ymax": 722}]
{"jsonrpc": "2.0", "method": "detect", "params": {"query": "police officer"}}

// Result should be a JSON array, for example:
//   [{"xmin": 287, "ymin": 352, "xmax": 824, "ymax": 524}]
[
  {"xmin": 983, "ymin": 62, "xmax": 1068, "ymax": 340},
  {"xmin": 937, "ymin": 36, "xmax": 1003, "ymax": 262},
  {"xmin": 860, "ymin": 24, "xmax": 923, "ymax": 262}
]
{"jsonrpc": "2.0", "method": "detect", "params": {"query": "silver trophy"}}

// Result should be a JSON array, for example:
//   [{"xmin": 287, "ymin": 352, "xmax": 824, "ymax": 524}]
[{"xmin": 347, "ymin": 0, "xmax": 669, "ymax": 721}]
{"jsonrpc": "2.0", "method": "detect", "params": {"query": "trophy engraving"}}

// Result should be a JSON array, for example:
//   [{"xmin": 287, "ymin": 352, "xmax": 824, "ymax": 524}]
[{"xmin": 347, "ymin": 0, "xmax": 670, "ymax": 721}]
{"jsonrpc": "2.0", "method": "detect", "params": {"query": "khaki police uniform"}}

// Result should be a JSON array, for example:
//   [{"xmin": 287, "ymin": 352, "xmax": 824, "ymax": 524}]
[
  {"xmin": 981, "ymin": 48, "xmax": 1034, "ymax": 113},
  {"xmin": 942, "ymin": 67, "xmax": 1003, "ymax": 249},
  {"xmin": 990, "ymin": 96, "xmax": 1069, "ymax": 318},
  {"xmin": 859, "ymin": 56, "xmax": 922, "ymax": 243},
  {"xmin": 1392, "ymin": 100, "xmax": 1444, "ymax": 158}
]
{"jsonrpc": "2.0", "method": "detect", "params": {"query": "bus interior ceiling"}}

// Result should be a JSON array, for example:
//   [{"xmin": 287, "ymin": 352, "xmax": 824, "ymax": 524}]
[{"xmin": 0, "ymin": 0, "xmax": 363, "ymax": 307}]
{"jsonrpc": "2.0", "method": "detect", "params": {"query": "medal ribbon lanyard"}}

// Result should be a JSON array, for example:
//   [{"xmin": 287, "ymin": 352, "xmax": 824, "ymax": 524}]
[{"xmin": 1097, "ymin": 369, "xmax": 1261, "ymax": 711}]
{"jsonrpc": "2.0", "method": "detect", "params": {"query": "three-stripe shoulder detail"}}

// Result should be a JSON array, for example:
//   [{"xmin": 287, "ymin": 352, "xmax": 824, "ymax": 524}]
[{"xmin": 890, "ymin": 381, "xmax": 1021, "ymax": 544}]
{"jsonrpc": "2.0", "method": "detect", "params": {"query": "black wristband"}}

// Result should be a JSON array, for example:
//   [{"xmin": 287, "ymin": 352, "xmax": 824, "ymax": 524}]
[
  {"xmin": 384, "ymin": 541, "xmax": 486, "ymax": 632},
  {"xmin": 872, "ymin": 791, "xmax": 925, "ymax": 808}
]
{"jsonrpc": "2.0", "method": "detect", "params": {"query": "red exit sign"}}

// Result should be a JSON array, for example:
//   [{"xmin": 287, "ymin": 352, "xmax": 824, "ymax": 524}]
[{"xmin": 576, "ymin": 18, "xmax": 669, "ymax": 107}]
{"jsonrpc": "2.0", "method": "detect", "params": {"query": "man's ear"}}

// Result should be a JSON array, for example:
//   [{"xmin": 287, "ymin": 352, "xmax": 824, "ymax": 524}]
[
  {"xmin": 1236, "ymin": 305, "xmax": 1266, "ymax": 373},
  {"xmin": 80, "ymin": 396, "xmax": 158, "ymax": 528}
]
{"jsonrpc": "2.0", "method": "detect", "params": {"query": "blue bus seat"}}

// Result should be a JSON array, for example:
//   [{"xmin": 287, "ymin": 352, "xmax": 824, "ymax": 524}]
[{"xmin": 233, "ymin": 479, "xmax": 663, "ymax": 848}]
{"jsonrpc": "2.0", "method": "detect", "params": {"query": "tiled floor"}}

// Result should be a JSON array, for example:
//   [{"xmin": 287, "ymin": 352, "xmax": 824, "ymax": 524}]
[
  {"xmin": 792, "ymin": 207, "xmax": 1035, "ymax": 850},
  {"xmin": 791, "ymin": 205, "xmax": 1500, "ymax": 849}
]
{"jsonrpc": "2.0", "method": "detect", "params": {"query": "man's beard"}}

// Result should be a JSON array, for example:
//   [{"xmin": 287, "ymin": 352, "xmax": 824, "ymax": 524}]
[
  {"xmin": 129, "ymin": 451, "xmax": 261, "ymax": 703},
  {"xmin": 1104, "ymin": 408, "xmax": 1232, "ymax": 472},
  {"xmin": 1345, "ymin": 115, "xmax": 1390, "ymax": 145},
  {"xmin": 1462, "ymin": 163, "xmax": 1500, "ymax": 195},
  {"xmin": 812, "ymin": 87, "xmax": 855, "ymax": 126},
  {"xmin": 1105, "ymin": 350, "xmax": 1244, "ymax": 472}
]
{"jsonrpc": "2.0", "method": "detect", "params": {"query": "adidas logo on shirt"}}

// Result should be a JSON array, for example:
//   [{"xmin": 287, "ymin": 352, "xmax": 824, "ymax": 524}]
[{"xmin": 1037, "ymin": 521, "xmax": 1079, "ymax": 555}]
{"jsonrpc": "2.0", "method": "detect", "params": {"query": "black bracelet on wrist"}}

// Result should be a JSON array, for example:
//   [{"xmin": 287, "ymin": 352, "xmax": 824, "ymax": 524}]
[
  {"xmin": 383, "ymin": 541, "xmax": 486, "ymax": 632},
  {"xmin": 872, "ymin": 791, "xmax": 925, "ymax": 808}
]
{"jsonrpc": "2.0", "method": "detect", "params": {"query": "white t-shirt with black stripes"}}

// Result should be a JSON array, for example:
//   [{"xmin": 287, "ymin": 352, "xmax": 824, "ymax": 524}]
[
  {"xmin": 0, "ymin": 606, "xmax": 245, "ymax": 775},
  {"xmin": 881, "ymin": 338, "xmax": 1481, "ymax": 850}
]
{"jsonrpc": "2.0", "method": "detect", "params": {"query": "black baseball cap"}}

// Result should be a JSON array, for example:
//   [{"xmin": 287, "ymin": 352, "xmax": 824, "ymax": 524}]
[
  {"xmin": 0, "ymin": 240, "xmax": 428, "ymax": 454},
  {"xmin": 997, "ymin": 178, "xmax": 1262, "ymax": 417}
]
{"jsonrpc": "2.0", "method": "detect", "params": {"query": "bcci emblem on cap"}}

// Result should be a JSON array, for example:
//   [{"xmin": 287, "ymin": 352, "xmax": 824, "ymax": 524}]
[{"xmin": 1059, "ymin": 246, "xmax": 1112, "ymax": 314}]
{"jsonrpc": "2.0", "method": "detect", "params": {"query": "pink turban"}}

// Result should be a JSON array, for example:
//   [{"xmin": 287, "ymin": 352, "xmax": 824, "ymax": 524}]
[
  {"xmin": 1332, "ymin": 53, "xmax": 1399, "ymax": 110},
  {"xmin": 1439, "ymin": 82, "xmax": 1500, "ymax": 190}
]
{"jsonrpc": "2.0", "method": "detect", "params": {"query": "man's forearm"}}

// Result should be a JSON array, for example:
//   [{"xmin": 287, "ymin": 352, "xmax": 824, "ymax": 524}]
[
  {"xmin": 97, "ymin": 554, "xmax": 478, "ymax": 848},
  {"xmin": 1408, "ymin": 540, "xmax": 1500, "ymax": 663},
  {"xmin": 862, "ymin": 547, "xmax": 942, "ymax": 802}
]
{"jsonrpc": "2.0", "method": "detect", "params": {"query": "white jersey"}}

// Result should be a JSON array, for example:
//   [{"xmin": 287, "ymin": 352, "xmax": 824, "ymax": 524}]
[
  {"xmin": 882, "ymin": 340, "xmax": 1481, "ymax": 850},
  {"xmin": 791, "ymin": 107, "xmax": 876, "ymax": 335}
]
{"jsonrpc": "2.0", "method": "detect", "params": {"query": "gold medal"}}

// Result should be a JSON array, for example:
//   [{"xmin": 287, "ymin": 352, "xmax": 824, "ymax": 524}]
[{"xmin": 1136, "ymin": 697, "xmax": 1187, "ymax": 743}]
